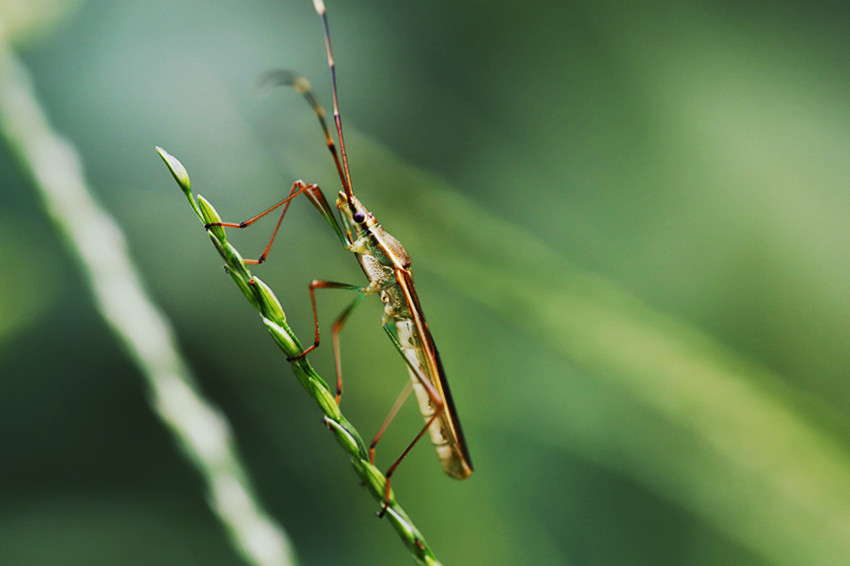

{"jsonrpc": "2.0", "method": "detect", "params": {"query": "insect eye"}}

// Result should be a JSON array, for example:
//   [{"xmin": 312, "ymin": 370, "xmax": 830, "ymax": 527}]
[{"xmin": 353, "ymin": 211, "xmax": 366, "ymax": 223}]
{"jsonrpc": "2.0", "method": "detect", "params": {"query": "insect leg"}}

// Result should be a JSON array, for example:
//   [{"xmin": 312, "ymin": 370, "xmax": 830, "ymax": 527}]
[
  {"xmin": 367, "ymin": 321, "xmax": 447, "ymax": 516},
  {"xmin": 368, "ymin": 380, "xmax": 413, "ymax": 466},
  {"xmin": 289, "ymin": 282, "xmax": 369, "ymax": 406},
  {"xmin": 206, "ymin": 180, "xmax": 323, "ymax": 264}
]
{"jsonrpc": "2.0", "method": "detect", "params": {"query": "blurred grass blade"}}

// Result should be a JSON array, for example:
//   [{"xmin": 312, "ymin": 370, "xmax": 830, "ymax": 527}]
[
  {"xmin": 0, "ymin": 25, "xmax": 297, "ymax": 566},
  {"xmin": 356, "ymin": 138, "xmax": 850, "ymax": 566}
]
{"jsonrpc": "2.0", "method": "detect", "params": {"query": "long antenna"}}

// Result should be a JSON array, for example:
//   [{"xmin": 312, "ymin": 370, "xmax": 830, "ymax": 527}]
[
  {"xmin": 260, "ymin": 70, "xmax": 348, "ymax": 201},
  {"xmin": 313, "ymin": 0, "xmax": 355, "ymax": 208}
]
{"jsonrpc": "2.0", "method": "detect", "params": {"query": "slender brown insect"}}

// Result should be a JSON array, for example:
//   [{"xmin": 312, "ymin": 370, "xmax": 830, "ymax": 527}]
[{"xmin": 208, "ymin": 0, "xmax": 472, "ymax": 513}]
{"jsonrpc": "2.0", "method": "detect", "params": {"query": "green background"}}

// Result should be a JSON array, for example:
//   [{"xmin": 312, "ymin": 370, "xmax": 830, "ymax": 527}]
[{"xmin": 2, "ymin": 0, "xmax": 850, "ymax": 565}]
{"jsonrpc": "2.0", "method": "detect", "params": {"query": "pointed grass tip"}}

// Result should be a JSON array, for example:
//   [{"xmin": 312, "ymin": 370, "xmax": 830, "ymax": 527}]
[{"xmin": 155, "ymin": 146, "xmax": 191, "ymax": 194}]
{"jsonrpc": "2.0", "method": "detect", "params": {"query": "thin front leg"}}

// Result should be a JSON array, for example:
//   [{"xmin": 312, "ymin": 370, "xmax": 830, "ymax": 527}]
[{"xmin": 206, "ymin": 180, "xmax": 320, "ymax": 264}]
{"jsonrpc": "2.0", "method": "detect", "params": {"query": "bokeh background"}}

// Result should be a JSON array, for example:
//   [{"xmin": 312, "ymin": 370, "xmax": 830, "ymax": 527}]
[{"xmin": 2, "ymin": 0, "xmax": 850, "ymax": 565}]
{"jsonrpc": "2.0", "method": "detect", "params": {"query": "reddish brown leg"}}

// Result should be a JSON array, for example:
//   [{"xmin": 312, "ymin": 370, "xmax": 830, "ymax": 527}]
[
  {"xmin": 371, "ymin": 323, "xmax": 449, "ymax": 517},
  {"xmin": 378, "ymin": 405, "xmax": 444, "ymax": 518},
  {"xmin": 288, "ymin": 284, "xmax": 364, "ymax": 404},
  {"xmin": 286, "ymin": 281, "xmax": 361, "ymax": 362},
  {"xmin": 369, "ymin": 382, "xmax": 413, "ymax": 464},
  {"xmin": 289, "ymin": 279, "xmax": 366, "ymax": 405},
  {"xmin": 206, "ymin": 180, "xmax": 318, "ymax": 264},
  {"xmin": 328, "ymin": 293, "xmax": 367, "ymax": 403}
]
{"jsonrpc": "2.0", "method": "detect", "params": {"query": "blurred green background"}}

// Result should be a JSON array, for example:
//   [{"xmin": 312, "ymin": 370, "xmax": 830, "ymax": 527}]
[{"xmin": 2, "ymin": 0, "xmax": 850, "ymax": 565}]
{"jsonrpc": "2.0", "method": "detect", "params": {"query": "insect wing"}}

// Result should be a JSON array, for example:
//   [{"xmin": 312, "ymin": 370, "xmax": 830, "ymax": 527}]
[{"xmin": 394, "ymin": 269, "xmax": 473, "ymax": 479}]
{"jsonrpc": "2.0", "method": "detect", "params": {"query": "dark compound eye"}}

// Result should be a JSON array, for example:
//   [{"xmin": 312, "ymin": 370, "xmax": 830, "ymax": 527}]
[{"xmin": 353, "ymin": 211, "xmax": 366, "ymax": 223}]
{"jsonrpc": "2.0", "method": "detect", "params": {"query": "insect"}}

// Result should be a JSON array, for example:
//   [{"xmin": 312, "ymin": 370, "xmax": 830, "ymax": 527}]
[{"xmin": 207, "ymin": 0, "xmax": 472, "ymax": 512}]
